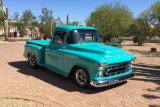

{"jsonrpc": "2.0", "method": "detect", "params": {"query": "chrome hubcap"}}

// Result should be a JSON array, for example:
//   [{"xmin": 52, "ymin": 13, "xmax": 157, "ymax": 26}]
[{"xmin": 76, "ymin": 69, "xmax": 87, "ymax": 85}]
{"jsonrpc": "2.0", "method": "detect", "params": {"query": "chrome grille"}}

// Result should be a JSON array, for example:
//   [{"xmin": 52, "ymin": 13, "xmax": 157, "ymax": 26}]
[{"xmin": 104, "ymin": 62, "xmax": 131, "ymax": 77}]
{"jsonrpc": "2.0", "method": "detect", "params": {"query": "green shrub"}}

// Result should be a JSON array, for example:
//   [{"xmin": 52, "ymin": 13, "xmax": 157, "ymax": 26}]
[
  {"xmin": 106, "ymin": 37, "xmax": 124, "ymax": 47},
  {"xmin": 133, "ymin": 35, "xmax": 148, "ymax": 46},
  {"xmin": 0, "ymin": 34, "xmax": 5, "ymax": 41},
  {"xmin": 129, "ymin": 18, "xmax": 150, "ymax": 46},
  {"xmin": 0, "ymin": 34, "xmax": 5, "ymax": 37}
]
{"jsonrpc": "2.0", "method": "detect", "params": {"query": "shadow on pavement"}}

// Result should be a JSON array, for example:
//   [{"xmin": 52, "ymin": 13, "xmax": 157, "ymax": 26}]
[
  {"xmin": 142, "ymin": 94, "xmax": 160, "ymax": 99},
  {"xmin": 128, "ymin": 49, "xmax": 160, "ymax": 57},
  {"xmin": 131, "ymin": 63, "xmax": 160, "ymax": 103},
  {"xmin": 149, "ymin": 104, "xmax": 160, "ymax": 107},
  {"xmin": 8, "ymin": 61, "xmax": 127, "ymax": 94},
  {"xmin": 146, "ymin": 87, "xmax": 160, "ymax": 92},
  {"xmin": 131, "ymin": 63, "xmax": 160, "ymax": 85},
  {"xmin": 142, "ymin": 94, "xmax": 160, "ymax": 107}
]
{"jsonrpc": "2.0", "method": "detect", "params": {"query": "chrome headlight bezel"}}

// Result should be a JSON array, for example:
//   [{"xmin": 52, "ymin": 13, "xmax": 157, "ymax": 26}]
[
  {"xmin": 129, "ymin": 57, "xmax": 136, "ymax": 69},
  {"xmin": 131, "ymin": 57, "xmax": 136, "ymax": 64},
  {"xmin": 98, "ymin": 62, "xmax": 107, "ymax": 71}
]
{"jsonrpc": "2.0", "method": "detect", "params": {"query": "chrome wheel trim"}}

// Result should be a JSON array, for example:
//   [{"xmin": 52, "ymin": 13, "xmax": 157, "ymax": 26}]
[
  {"xmin": 29, "ymin": 54, "xmax": 36, "ymax": 66},
  {"xmin": 76, "ymin": 69, "xmax": 87, "ymax": 85}
]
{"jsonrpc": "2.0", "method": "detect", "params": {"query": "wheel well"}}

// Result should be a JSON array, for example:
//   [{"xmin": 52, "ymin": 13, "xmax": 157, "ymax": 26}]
[
  {"xmin": 68, "ymin": 65, "xmax": 78, "ymax": 79},
  {"xmin": 68, "ymin": 65, "xmax": 89, "ymax": 79},
  {"xmin": 27, "ymin": 53, "xmax": 31, "ymax": 58},
  {"xmin": 27, "ymin": 53, "xmax": 36, "ymax": 60}
]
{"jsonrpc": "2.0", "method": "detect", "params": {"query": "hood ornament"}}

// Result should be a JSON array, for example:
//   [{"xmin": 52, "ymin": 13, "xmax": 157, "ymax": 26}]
[{"xmin": 117, "ymin": 52, "xmax": 120, "ymax": 57}]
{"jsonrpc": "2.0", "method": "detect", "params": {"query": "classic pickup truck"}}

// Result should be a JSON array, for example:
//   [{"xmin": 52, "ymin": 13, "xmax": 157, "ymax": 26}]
[{"xmin": 23, "ymin": 26, "xmax": 136, "ymax": 88}]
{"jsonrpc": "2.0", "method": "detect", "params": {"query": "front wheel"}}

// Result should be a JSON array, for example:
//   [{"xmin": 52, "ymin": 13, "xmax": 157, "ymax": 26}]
[
  {"xmin": 74, "ymin": 67, "xmax": 90, "ymax": 88},
  {"xmin": 28, "ymin": 53, "xmax": 38, "ymax": 68}
]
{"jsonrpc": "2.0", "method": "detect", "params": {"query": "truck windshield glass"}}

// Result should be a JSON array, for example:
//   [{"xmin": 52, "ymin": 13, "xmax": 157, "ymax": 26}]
[{"xmin": 68, "ymin": 29, "xmax": 101, "ymax": 44}]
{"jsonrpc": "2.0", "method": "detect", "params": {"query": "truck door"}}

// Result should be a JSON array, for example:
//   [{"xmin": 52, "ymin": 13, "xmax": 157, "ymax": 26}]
[{"xmin": 45, "ymin": 31, "xmax": 67, "ymax": 76}]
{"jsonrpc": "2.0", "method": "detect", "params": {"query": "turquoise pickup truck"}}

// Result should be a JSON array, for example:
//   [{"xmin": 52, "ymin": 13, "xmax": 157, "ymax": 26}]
[{"xmin": 23, "ymin": 26, "xmax": 136, "ymax": 88}]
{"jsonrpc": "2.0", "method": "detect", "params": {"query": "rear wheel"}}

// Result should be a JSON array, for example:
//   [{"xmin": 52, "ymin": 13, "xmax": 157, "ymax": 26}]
[
  {"xmin": 74, "ymin": 67, "xmax": 90, "ymax": 88},
  {"xmin": 28, "ymin": 53, "xmax": 38, "ymax": 68}
]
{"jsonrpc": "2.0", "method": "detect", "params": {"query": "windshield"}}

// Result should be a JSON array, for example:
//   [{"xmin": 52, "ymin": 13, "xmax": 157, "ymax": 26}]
[{"xmin": 68, "ymin": 29, "xmax": 101, "ymax": 44}]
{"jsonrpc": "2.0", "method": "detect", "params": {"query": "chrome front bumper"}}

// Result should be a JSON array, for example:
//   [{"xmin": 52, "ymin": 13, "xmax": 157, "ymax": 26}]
[{"xmin": 90, "ymin": 72, "xmax": 134, "ymax": 88}]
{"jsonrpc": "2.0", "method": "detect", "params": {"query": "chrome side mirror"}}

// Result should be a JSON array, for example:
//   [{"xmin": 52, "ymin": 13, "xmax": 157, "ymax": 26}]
[
  {"xmin": 58, "ymin": 39, "xmax": 62, "ymax": 44},
  {"xmin": 58, "ymin": 39, "xmax": 66, "ymax": 48}
]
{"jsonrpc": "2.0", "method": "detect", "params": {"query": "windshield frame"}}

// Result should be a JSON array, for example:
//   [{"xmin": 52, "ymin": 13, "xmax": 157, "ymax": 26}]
[{"xmin": 68, "ymin": 29, "xmax": 101, "ymax": 44}]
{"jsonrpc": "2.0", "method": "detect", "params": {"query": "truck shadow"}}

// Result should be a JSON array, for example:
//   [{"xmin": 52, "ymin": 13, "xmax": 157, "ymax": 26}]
[{"xmin": 8, "ymin": 61, "xmax": 126, "ymax": 94}]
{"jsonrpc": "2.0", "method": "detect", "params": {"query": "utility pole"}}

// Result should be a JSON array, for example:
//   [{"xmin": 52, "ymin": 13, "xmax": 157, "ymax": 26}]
[{"xmin": 0, "ymin": 0, "xmax": 9, "ymax": 41}]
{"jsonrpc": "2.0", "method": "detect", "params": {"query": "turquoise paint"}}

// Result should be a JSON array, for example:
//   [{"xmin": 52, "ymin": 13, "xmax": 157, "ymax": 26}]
[
  {"xmin": 24, "ymin": 44, "xmax": 45, "ymax": 66},
  {"xmin": 23, "ymin": 26, "xmax": 136, "ymax": 86},
  {"xmin": 54, "ymin": 26, "xmax": 96, "ymax": 31},
  {"xmin": 26, "ymin": 40, "xmax": 51, "ymax": 46},
  {"xmin": 45, "ymin": 42, "xmax": 68, "ymax": 76}
]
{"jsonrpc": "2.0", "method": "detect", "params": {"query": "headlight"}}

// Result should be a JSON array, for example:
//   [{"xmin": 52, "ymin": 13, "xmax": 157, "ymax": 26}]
[
  {"xmin": 131, "ymin": 58, "xmax": 136, "ymax": 64},
  {"xmin": 98, "ymin": 62, "xmax": 107, "ymax": 70},
  {"xmin": 129, "ymin": 58, "xmax": 136, "ymax": 69}
]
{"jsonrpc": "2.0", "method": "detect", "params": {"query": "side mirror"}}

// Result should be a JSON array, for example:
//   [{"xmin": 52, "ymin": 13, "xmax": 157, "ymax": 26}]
[
  {"xmin": 58, "ymin": 39, "xmax": 62, "ymax": 44},
  {"xmin": 58, "ymin": 39, "xmax": 66, "ymax": 48}
]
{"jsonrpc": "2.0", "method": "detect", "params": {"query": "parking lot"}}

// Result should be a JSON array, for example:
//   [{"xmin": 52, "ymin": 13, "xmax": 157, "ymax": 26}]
[{"xmin": 0, "ymin": 41, "xmax": 159, "ymax": 107}]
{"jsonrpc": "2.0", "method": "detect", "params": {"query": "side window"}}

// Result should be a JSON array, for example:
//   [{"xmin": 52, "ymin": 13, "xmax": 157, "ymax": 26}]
[{"xmin": 53, "ymin": 31, "xmax": 66, "ymax": 43}]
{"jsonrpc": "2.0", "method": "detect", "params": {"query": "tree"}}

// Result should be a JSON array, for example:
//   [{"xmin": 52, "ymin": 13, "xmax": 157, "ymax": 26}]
[
  {"xmin": 129, "ymin": 18, "xmax": 151, "ymax": 46},
  {"xmin": 66, "ymin": 15, "xmax": 80, "ymax": 26},
  {"xmin": 150, "ymin": 0, "xmax": 160, "ymax": 25},
  {"xmin": 20, "ymin": 9, "xmax": 37, "ymax": 37},
  {"xmin": 39, "ymin": 8, "xmax": 55, "ymax": 38},
  {"xmin": 0, "ymin": 0, "xmax": 9, "ymax": 41},
  {"xmin": 55, "ymin": 15, "xmax": 80, "ymax": 26},
  {"xmin": 139, "ymin": 0, "xmax": 160, "ymax": 38},
  {"xmin": 70, "ymin": 21, "xmax": 79, "ymax": 26},
  {"xmin": 8, "ymin": 12, "xmax": 19, "ymax": 26},
  {"xmin": 86, "ymin": 2, "xmax": 133, "ymax": 45},
  {"xmin": 8, "ymin": 12, "xmax": 26, "ymax": 37},
  {"xmin": 55, "ymin": 17, "xmax": 65, "ymax": 26},
  {"xmin": 150, "ymin": 0, "xmax": 160, "ymax": 38}
]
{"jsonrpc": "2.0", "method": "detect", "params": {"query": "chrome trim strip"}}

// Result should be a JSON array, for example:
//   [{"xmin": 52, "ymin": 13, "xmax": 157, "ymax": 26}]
[{"xmin": 90, "ymin": 72, "xmax": 134, "ymax": 88}]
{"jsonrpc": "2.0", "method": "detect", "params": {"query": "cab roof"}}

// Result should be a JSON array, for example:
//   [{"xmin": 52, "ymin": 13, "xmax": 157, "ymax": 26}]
[{"xmin": 55, "ymin": 26, "xmax": 97, "ymax": 31}]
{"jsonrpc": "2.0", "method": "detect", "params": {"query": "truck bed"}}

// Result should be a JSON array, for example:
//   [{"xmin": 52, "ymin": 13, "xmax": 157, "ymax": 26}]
[{"xmin": 26, "ymin": 40, "xmax": 51, "ymax": 47}]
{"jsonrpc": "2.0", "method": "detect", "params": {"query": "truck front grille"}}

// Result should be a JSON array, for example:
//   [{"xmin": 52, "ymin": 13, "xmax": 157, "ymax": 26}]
[{"xmin": 104, "ymin": 62, "xmax": 131, "ymax": 77}]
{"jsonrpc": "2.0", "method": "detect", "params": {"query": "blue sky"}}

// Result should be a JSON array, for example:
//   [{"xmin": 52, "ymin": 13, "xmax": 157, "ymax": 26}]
[{"xmin": 2, "ymin": 0, "xmax": 158, "ymax": 25}]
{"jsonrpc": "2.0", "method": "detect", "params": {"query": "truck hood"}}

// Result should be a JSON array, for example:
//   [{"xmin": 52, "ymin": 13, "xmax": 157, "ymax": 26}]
[{"xmin": 68, "ymin": 43, "xmax": 134, "ymax": 64}]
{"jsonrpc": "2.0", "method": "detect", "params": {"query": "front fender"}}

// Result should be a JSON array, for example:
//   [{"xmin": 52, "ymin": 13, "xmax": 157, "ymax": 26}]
[{"xmin": 62, "ymin": 49, "xmax": 106, "ymax": 81}]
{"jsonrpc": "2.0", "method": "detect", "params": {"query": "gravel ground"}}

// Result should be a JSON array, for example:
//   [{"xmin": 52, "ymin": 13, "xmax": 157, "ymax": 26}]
[
  {"xmin": 122, "ymin": 41, "xmax": 160, "ymax": 64},
  {"xmin": 0, "ymin": 98, "xmax": 36, "ymax": 107},
  {"xmin": 122, "ymin": 41, "xmax": 160, "ymax": 86}
]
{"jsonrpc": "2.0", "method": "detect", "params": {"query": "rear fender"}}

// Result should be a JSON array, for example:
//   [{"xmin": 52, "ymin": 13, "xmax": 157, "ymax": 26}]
[{"xmin": 24, "ymin": 44, "xmax": 45, "ymax": 65}]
